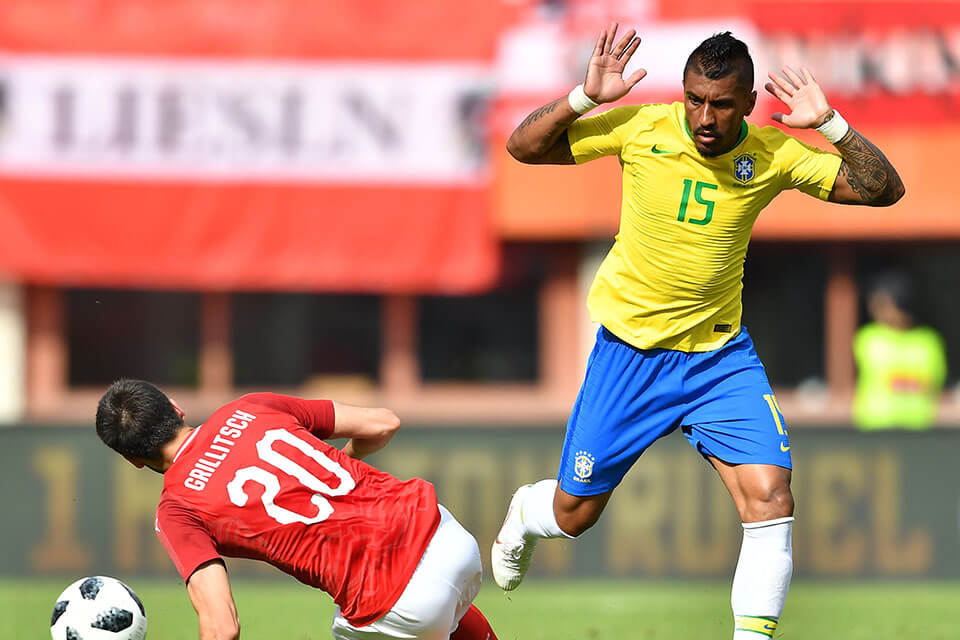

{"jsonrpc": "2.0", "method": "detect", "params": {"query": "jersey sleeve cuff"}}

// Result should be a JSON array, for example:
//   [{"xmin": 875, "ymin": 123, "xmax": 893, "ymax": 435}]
[{"xmin": 311, "ymin": 400, "xmax": 336, "ymax": 439}]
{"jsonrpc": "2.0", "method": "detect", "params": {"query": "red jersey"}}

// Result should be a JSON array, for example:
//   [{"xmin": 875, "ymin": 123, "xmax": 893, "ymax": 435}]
[{"xmin": 155, "ymin": 393, "xmax": 441, "ymax": 627}]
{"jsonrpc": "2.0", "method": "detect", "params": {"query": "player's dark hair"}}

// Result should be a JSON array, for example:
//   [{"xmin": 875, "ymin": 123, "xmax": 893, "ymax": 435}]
[
  {"xmin": 684, "ymin": 32, "xmax": 754, "ymax": 90},
  {"xmin": 96, "ymin": 379, "xmax": 185, "ymax": 460}
]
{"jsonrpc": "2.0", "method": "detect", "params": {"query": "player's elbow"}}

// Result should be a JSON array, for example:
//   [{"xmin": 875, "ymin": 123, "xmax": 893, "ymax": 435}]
[
  {"xmin": 506, "ymin": 135, "xmax": 541, "ymax": 164},
  {"xmin": 372, "ymin": 408, "xmax": 401, "ymax": 438},
  {"xmin": 506, "ymin": 136, "xmax": 528, "ymax": 163},
  {"xmin": 199, "ymin": 617, "xmax": 240, "ymax": 640},
  {"xmin": 218, "ymin": 618, "xmax": 240, "ymax": 640},
  {"xmin": 890, "ymin": 180, "xmax": 906, "ymax": 204},
  {"xmin": 874, "ymin": 178, "xmax": 905, "ymax": 206}
]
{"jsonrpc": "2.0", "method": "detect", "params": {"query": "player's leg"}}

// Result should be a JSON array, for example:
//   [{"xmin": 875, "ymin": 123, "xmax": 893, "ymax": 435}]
[
  {"xmin": 492, "ymin": 327, "xmax": 685, "ymax": 590},
  {"xmin": 332, "ymin": 505, "xmax": 486, "ymax": 640},
  {"xmin": 491, "ymin": 478, "xmax": 612, "ymax": 591},
  {"xmin": 710, "ymin": 458, "xmax": 794, "ymax": 640},
  {"xmin": 680, "ymin": 328, "xmax": 794, "ymax": 640},
  {"xmin": 554, "ymin": 486, "xmax": 612, "ymax": 536},
  {"xmin": 450, "ymin": 605, "xmax": 498, "ymax": 640}
]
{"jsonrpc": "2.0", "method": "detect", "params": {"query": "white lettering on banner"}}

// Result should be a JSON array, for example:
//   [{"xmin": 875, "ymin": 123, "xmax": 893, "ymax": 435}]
[{"xmin": 0, "ymin": 56, "xmax": 490, "ymax": 184}]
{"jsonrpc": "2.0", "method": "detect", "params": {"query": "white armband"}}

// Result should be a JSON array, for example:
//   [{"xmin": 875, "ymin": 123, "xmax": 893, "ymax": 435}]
[
  {"xmin": 816, "ymin": 109, "xmax": 849, "ymax": 144},
  {"xmin": 568, "ymin": 84, "xmax": 599, "ymax": 115}
]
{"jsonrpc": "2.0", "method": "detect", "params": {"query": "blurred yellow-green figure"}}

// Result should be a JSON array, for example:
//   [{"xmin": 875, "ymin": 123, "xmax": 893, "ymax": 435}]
[{"xmin": 853, "ymin": 274, "xmax": 947, "ymax": 430}]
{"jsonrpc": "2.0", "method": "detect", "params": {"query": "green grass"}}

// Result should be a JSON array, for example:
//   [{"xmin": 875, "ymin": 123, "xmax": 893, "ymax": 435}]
[{"xmin": 7, "ymin": 578, "xmax": 960, "ymax": 639}]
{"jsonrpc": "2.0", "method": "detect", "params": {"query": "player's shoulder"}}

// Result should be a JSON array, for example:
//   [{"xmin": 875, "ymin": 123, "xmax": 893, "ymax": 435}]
[
  {"xmin": 747, "ymin": 123, "xmax": 800, "ymax": 150},
  {"xmin": 746, "ymin": 123, "xmax": 835, "ymax": 172},
  {"xmin": 747, "ymin": 123, "xmax": 829, "ymax": 156},
  {"xmin": 157, "ymin": 484, "xmax": 193, "ymax": 515},
  {"xmin": 598, "ymin": 102, "xmax": 671, "ymax": 128},
  {"xmin": 631, "ymin": 101, "xmax": 676, "ymax": 126},
  {"xmin": 217, "ymin": 393, "xmax": 283, "ymax": 419}
]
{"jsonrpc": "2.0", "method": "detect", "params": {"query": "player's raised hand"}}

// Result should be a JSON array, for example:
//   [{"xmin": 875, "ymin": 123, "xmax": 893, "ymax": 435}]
[
  {"xmin": 764, "ymin": 66, "xmax": 833, "ymax": 129},
  {"xmin": 583, "ymin": 23, "xmax": 647, "ymax": 104}
]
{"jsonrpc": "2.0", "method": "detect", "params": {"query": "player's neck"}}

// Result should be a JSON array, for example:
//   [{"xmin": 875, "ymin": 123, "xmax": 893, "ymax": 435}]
[{"xmin": 160, "ymin": 425, "xmax": 198, "ymax": 471}]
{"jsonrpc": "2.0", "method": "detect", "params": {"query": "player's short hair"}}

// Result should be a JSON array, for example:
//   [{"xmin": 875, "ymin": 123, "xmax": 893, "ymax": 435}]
[
  {"xmin": 96, "ymin": 379, "xmax": 184, "ymax": 460},
  {"xmin": 684, "ymin": 32, "xmax": 754, "ymax": 90}
]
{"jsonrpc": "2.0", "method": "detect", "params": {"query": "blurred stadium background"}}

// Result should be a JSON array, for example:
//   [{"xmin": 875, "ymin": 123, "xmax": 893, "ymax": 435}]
[{"xmin": 2, "ymin": 0, "xmax": 960, "ymax": 638}]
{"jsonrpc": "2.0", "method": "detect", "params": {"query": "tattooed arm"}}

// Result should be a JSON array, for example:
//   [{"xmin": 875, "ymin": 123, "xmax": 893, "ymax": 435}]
[
  {"xmin": 506, "ymin": 22, "xmax": 646, "ymax": 165},
  {"xmin": 827, "ymin": 124, "xmax": 905, "ymax": 206},
  {"xmin": 765, "ymin": 66, "xmax": 905, "ymax": 206},
  {"xmin": 505, "ymin": 98, "xmax": 580, "ymax": 165}
]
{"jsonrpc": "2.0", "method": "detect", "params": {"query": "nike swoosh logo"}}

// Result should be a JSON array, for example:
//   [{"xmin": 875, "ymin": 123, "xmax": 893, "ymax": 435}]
[
  {"xmin": 651, "ymin": 144, "xmax": 678, "ymax": 154},
  {"xmin": 763, "ymin": 624, "xmax": 777, "ymax": 631},
  {"xmin": 780, "ymin": 442, "xmax": 790, "ymax": 452}
]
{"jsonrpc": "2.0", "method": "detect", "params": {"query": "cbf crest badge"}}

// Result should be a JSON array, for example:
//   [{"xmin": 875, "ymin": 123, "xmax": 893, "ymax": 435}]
[
  {"xmin": 573, "ymin": 450, "xmax": 595, "ymax": 483},
  {"xmin": 733, "ymin": 153, "xmax": 756, "ymax": 184}
]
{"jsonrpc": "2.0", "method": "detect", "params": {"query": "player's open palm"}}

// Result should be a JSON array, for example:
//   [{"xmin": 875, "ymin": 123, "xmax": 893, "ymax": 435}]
[
  {"xmin": 765, "ymin": 66, "xmax": 832, "ymax": 129},
  {"xmin": 584, "ymin": 23, "xmax": 647, "ymax": 104}
]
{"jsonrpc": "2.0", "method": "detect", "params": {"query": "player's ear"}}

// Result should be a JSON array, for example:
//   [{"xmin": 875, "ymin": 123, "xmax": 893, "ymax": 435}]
[
  {"xmin": 123, "ymin": 455, "xmax": 145, "ymax": 469},
  {"xmin": 745, "ymin": 89, "xmax": 757, "ymax": 116},
  {"xmin": 169, "ymin": 397, "xmax": 186, "ymax": 421}
]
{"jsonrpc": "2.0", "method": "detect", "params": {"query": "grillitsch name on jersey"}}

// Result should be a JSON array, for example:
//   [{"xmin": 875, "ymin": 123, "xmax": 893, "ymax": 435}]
[
  {"xmin": 158, "ymin": 394, "xmax": 442, "ymax": 628},
  {"xmin": 183, "ymin": 409, "xmax": 257, "ymax": 492}
]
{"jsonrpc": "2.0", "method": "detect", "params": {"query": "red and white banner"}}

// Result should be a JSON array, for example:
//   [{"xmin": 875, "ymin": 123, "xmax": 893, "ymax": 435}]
[
  {"xmin": 1, "ymin": 0, "xmax": 956, "ymax": 278},
  {"xmin": 0, "ymin": 57, "xmax": 489, "ymax": 184},
  {"xmin": 0, "ymin": 0, "xmax": 507, "ymax": 293}
]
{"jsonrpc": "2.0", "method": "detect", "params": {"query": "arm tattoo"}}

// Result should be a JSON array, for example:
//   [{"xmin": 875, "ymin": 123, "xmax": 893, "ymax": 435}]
[
  {"xmin": 834, "ymin": 127, "xmax": 903, "ymax": 205},
  {"xmin": 516, "ymin": 99, "xmax": 562, "ymax": 132}
]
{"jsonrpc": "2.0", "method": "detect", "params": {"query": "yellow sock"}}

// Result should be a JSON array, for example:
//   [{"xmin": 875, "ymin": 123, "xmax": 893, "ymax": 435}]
[{"xmin": 734, "ymin": 615, "xmax": 778, "ymax": 639}]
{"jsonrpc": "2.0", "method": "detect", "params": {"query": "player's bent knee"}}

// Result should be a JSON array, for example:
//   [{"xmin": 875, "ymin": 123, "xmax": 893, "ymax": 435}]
[{"xmin": 742, "ymin": 485, "xmax": 794, "ymax": 522}]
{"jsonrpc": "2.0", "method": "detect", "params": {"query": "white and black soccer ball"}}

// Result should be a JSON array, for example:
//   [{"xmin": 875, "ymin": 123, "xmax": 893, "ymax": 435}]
[{"xmin": 50, "ymin": 576, "xmax": 147, "ymax": 640}]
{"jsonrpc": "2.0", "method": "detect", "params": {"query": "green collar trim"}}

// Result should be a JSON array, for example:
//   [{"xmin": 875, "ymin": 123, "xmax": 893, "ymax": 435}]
[
  {"xmin": 736, "ymin": 120, "xmax": 748, "ymax": 146},
  {"xmin": 683, "ymin": 117, "xmax": 749, "ymax": 156}
]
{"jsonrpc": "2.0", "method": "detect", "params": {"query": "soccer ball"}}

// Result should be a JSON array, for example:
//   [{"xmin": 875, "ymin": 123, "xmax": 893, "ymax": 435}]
[{"xmin": 50, "ymin": 576, "xmax": 147, "ymax": 640}]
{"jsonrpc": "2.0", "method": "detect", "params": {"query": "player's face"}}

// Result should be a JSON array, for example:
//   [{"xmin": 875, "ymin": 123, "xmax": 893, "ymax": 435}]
[{"xmin": 682, "ymin": 70, "xmax": 757, "ymax": 157}]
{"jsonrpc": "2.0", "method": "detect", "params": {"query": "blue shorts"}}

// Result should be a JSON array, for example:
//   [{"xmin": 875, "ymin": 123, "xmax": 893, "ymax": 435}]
[{"xmin": 558, "ymin": 326, "xmax": 792, "ymax": 497}]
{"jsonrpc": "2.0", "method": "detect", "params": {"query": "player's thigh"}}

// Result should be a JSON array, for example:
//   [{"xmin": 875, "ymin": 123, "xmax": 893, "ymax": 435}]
[
  {"xmin": 332, "ymin": 505, "xmax": 481, "ymax": 640},
  {"xmin": 558, "ymin": 327, "xmax": 685, "ymax": 497},
  {"xmin": 681, "ymin": 328, "xmax": 792, "ymax": 469}
]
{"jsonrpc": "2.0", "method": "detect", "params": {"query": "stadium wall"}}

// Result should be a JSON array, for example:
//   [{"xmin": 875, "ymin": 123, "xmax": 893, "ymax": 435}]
[{"xmin": 3, "ymin": 426, "xmax": 957, "ymax": 580}]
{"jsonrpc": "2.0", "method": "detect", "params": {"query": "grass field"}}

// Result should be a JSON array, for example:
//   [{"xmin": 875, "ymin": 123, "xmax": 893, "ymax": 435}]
[{"xmin": 6, "ymin": 578, "xmax": 959, "ymax": 639}]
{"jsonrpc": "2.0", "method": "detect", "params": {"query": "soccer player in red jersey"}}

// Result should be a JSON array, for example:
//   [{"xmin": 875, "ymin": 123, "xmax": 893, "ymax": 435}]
[{"xmin": 95, "ymin": 379, "xmax": 497, "ymax": 640}]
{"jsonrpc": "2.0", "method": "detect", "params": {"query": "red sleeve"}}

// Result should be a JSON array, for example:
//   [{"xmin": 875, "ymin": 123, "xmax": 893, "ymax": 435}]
[
  {"xmin": 156, "ymin": 497, "xmax": 220, "ymax": 583},
  {"xmin": 240, "ymin": 392, "xmax": 336, "ymax": 439}
]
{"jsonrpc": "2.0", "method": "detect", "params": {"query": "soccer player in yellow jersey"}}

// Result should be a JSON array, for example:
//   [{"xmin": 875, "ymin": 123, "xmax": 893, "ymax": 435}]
[{"xmin": 491, "ymin": 25, "xmax": 904, "ymax": 639}]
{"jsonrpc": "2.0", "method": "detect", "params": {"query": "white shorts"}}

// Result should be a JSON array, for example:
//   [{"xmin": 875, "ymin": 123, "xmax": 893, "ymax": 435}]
[{"xmin": 331, "ymin": 505, "xmax": 482, "ymax": 640}]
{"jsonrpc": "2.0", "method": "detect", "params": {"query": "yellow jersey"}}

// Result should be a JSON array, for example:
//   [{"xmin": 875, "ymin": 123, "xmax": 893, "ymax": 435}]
[{"xmin": 568, "ymin": 101, "xmax": 842, "ymax": 352}]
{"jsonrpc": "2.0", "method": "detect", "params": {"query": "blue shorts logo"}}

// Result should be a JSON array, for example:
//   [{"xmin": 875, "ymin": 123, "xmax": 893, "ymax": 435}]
[
  {"xmin": 734, "ymin": 153, "xmax": 755, "ymax": 184},
  {"xmin": 573, "ymin": 450, "xmax": 595, "ymax": 483}
]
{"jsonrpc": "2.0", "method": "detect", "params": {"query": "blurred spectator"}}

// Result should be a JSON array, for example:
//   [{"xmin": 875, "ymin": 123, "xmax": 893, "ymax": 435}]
[{"xmin": 852, "ymin": 272, "xmax": 947, "ymax": 430}]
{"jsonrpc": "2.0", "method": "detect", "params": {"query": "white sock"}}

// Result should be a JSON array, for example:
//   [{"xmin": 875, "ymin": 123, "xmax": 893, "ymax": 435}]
[
  {"xmin": 518, "ymin": 479, "xmax": 573, "ymax": 539},
  {"xmin": 731, "ymin": 516, "xmax": 794, "ymax": 639}
]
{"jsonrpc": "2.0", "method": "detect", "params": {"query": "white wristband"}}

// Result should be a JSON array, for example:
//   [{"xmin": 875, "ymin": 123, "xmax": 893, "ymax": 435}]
[
  {"xmin": 568, "ymin": 84, "xmax": 599, "ymax": 115},
  {"xmin": 815, "ymin": 109, "xmax": 849, "ymax": 144}
]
